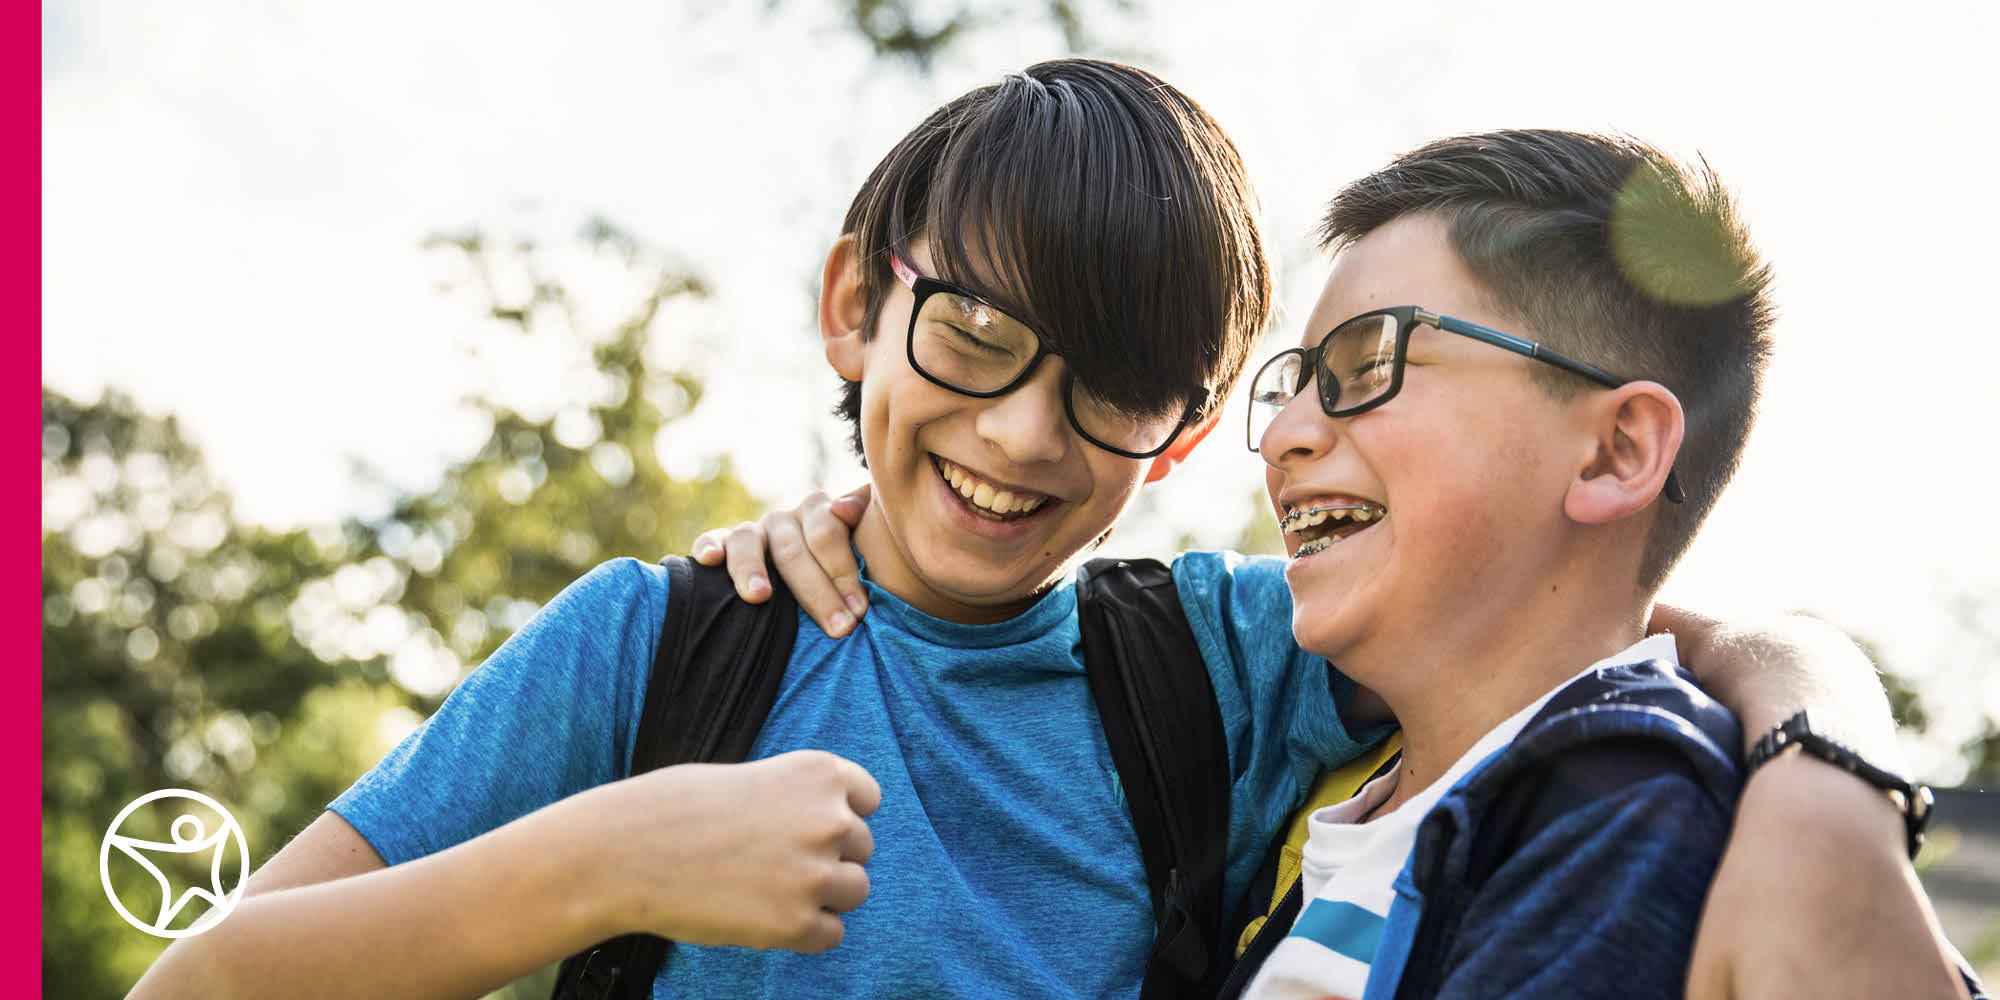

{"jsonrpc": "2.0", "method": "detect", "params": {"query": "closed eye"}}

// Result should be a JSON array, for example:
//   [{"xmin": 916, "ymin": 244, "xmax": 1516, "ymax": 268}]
[
  {"xmin": 1348, "ymin": 357, "xmax": 1393, "ymax": 380},
  {"xmin": 943, "ymin": 323, "xmax": 1014, "ymax": 357}
]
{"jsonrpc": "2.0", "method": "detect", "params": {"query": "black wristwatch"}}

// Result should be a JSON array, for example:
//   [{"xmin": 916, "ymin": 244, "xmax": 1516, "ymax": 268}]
[{"xmin": 1745, "ymin": 710, "xmax": 1935, "ymax": 860}]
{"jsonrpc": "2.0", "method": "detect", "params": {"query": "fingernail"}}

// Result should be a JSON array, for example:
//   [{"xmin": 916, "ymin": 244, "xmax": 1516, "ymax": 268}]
[
  {"xmin": 693, "ymin": 539, "xmax": 714, "ymax": 558},
  {"xmin": 749, "ymin": 574, "xmax": 768, "ymax": 595},
  {"xmin": 830, "ymin": 611, "xmax": 854, "ymax": 635},
  {"xmin": 845, "ymin": 595, "xmax": 868, "ymax": 618}
]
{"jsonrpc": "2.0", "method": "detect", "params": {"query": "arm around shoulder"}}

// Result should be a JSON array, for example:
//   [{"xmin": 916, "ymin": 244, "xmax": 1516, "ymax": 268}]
[
  {"xmin": 1660, "ymin": 607, "xmax": 1974, "ymax": 998},
  {"xmin": 1686, "ymin": 752, "xmax": 1975, "ymax": 1000}
]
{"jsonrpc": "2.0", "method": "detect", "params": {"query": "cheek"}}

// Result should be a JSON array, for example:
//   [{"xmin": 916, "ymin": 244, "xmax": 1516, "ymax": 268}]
[
  {"xmin": 1067, "ymin": 457, "xmax": 1149, "ymax": 533},
  {"xmin": 1398, "ymin": 423, "xmax": 1551, "ymax": 556},
  {"xmin": 1087, "ymin": 465, "xmax": 1146, "ymax": 513},
  {"xmin": 857, "ymin": 380, "xmax": 892, "ymax": 459}
]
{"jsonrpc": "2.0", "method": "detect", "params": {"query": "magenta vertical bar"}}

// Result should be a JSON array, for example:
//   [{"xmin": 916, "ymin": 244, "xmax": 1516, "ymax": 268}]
[{"xmin": 10, "ymin": 0, "xmax": 46, "ymax": 990}]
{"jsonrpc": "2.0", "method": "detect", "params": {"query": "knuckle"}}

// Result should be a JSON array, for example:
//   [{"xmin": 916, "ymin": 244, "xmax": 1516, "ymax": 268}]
[
  {"xmin": 801, "ymin": 517, "xmax": 846, "ymax": 547},
  {"xmin": 803, "ymin": 858, "xmax": 837, "ymax": 891},
  {"xmin": 800, "ymin": 807, "xmax": 848, "ymax": 844},
  {"xmin": 786, "ymin": 750, "xmax": 843, "ymax": 788},
  {"xmin": 783, "ymin": 902, "xmax": 822, "ymax": 942},
  {"xmin": 769, "ymin": 532, "xmax": 806, "ymax": 561}
]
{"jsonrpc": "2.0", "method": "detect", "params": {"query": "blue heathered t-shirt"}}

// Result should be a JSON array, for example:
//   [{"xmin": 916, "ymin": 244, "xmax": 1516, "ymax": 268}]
[{"xmin": 331, "ymin": 551, "xmax": 1369, "ymax": 998}]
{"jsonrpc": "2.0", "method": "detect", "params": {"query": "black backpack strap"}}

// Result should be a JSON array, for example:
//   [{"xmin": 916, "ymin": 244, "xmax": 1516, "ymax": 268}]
[
  {"xmin": 1214, "ymin": 879, "xmax": 1303, "ymax": 1000},
  {"xmin": 1077, "ymin": 557, "xmax": 1232, "ymax": 1000},
  {"xmin": 1215, "ymin": 747, "xmax": 1403, "ymax": 997},
  {"xmin": 550, "ymin": 556, "xmax": 800, "ymax": 1000}
]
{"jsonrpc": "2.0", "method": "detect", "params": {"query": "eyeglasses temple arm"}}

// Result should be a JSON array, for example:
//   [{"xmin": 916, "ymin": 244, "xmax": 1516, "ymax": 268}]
[
  {"xmin": 1425, "ymin": 311, "xmax": 1683, "ymax": 503},
  {"xmin": 1426, "ymin": 311, "xmax": 1625, "ymax": 389},
  {"xmin": 888, "ymin": 252, "xmax": 919, "ymax": 288}
]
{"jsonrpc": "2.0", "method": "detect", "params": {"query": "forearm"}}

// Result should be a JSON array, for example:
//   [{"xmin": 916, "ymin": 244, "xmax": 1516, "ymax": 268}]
[
  {"xmin": 1678, "ymin": 611, "xmax": 1897, "ymax": 755},
  {"xmin": 132, "ymin": 803, "xmax": 615, "ymax": 1000},
  {"xmin": 1688, "ymin": 753, "xmax": 1970, "ymax": 1000}
]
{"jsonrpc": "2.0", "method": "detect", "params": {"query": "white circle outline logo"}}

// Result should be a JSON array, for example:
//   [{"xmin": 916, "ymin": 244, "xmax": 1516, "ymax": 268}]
[{"xmin": 99, "ymin": 788, "xmax": 250, "ymax": 938}]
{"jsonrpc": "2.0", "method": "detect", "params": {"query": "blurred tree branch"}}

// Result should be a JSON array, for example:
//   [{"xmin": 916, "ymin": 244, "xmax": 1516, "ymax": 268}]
[{"xmin": 816, "ymin": 0, "xmax": 1145, "ymax": 70}]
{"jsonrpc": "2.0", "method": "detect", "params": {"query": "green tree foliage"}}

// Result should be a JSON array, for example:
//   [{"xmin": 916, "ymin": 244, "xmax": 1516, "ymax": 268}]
[
  {"xmin": 42, "ymin": 389, "xmax": 377, "ymax": 996},
  {"xmin": 42, "ymin": 220, "xmax": 760, "ymax": 998},
  {"xmin": 1824, "ymin": 600, "xmax": 2000, "ymax": 785},
  {"xmin": 1940, "ymin": 591, "xmax": 2000, "ymax": 782}
]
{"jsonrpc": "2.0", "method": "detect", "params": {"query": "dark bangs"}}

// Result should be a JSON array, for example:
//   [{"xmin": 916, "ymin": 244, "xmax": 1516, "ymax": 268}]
[
  {"xmin": 922, "ymin": 66, "xmax": 1256, "ymax": 420},
  {"xmin": 843, "ymin": 60, "xmax": 1267, "ymax": 436}
]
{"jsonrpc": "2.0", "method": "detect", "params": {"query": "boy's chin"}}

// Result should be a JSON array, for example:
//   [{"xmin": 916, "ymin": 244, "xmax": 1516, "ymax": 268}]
[
  {"xmin": 1284, "ymin": 564, "xmax": 1370, "ymax": 660},
  {"xmin": 903, "ymin": 546, "xmax": 1069, "ymax": 619},
  {"xmin": 1289, "ymin": 609, "xmax": 1357, "ymax": 663}
]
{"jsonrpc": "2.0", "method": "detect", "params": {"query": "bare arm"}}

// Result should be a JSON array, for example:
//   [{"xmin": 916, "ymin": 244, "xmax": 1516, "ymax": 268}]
[
  {"xmin": 132, "ymin": 751, "xmax": 879, "ymax": 1000},
  {"xmin": 1659, "ymin": 606, "xmax": 1972, "ymax": 999}
]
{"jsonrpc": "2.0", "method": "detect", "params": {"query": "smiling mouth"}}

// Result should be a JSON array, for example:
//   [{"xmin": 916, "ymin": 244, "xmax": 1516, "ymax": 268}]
[
  {"xmin": 933, "ymin": 456, "xmax": 1054, "ymax": 521},
  {"xmin": 1279, "ymin": 499, "xmax": 1388, "ymax": 557}
]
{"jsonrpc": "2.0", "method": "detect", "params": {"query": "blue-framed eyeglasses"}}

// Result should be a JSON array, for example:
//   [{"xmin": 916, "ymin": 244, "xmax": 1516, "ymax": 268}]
[{"xmin": 1246, "ymin": 305, "xmax": 1684, "ymax": 504}]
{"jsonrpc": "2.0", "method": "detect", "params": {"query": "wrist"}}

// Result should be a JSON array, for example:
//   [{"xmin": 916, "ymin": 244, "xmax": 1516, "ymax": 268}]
[
  {"xmin": 516, "ymin": 786, "xmax": 642, "ymax": 946},
  {"xmin": 1743, "ymin": 710, "xmax": 1934, "ymax": 860}
]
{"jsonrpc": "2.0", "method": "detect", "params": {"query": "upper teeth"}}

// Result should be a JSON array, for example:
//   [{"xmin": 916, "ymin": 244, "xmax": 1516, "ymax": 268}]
[
  {"xmin": 1280, "ymin": 504, "xmax": 1385, "ymax": 534},
  {"xmin": 939, "ymin": 458, "xmax": 1048, "ymax": 516}
]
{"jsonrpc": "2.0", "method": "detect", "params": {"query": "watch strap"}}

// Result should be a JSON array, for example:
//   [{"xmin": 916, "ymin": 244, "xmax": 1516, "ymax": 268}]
[{"xmin": 1745, "ymin": 710, "xmax": 1935, "ymax": 860}]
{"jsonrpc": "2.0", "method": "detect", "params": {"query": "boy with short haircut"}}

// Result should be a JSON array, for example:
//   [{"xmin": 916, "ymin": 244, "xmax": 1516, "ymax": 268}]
[{"xmin": 1230, "ymin": 129, "xmax": 1771, "ymax": 997}]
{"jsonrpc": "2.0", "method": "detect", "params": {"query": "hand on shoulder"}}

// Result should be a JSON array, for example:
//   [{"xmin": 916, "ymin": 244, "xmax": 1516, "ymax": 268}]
[{"xmin": 693, "ymin": 486, "xmax": 872, "ymax": 637}]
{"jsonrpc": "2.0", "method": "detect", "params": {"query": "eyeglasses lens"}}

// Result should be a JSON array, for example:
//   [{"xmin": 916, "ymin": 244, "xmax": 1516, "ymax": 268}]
[
  {"xmin": 911, "ymin": 290, "xmax": 1037, "ymax": 393},
  {"xmin": 1247, "ymin": 313, "xmax": 1403, "ymax": 452},
  {"xmin": 1321, "ymin": 313, "xmax": 1401, "ymax": 414},
  {"xmin": 1246, "ymin": 351, "xmax": 1304, "ymax": 450},
  {"xmin": 911, "ymin": 289, "xmax": 1184, "ymax": 455}
]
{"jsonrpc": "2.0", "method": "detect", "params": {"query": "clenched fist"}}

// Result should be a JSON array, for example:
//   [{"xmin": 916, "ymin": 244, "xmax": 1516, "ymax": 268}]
[{"xmin": 570, "ymin": 749, "xmax": 882, "ymax": 952}]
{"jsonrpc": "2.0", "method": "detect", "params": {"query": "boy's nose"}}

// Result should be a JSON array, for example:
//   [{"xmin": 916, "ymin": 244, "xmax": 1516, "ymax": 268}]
[
  {"xmin": 973, "ymin": 361, "xmax": 1071, "ymax": 466},
  {"xmin": 1258, "ymin": 390, "xmax": 1337, "ymax": 468}
]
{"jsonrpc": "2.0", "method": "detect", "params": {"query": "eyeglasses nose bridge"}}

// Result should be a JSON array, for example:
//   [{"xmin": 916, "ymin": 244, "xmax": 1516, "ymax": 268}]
[{"xmin": 1254, "ymin": 377, "xmax": 1335, "ymax": 459}]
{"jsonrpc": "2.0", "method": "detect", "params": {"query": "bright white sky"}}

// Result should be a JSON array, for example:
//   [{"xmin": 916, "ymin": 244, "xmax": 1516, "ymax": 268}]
[{"xmin": 43, "ymin": 0, "xmax": 2000, "ymax": 777}]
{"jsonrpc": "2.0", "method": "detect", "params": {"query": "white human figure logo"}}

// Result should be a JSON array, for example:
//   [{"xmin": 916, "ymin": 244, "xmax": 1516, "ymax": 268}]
[{"xmin": 100, "ymin": 789, "xmax": 250, "ymax": 938}]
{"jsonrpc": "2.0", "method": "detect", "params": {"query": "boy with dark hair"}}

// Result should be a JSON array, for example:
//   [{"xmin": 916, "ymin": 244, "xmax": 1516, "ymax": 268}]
[
  {"xmin": 134, "ymin": 60, "xmax": 1367, "ymax": 1000},
  {"xmin": 1223, "ymin": 128, "xmax": 1920, "ymax": 997},
  {"xmin": 813, "ymin": 58, "xmax": 1270, "ymax": 624}
]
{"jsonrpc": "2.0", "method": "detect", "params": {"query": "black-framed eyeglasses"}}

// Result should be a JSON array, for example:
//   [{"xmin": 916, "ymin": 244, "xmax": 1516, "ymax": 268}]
[
  {"xmin": 890, "ymin": 253, "xmax": 1207, "ymax": 460},
  {"xmin": 1246, "ymin": 305, "xmax": 1684, "ymax": 504}
]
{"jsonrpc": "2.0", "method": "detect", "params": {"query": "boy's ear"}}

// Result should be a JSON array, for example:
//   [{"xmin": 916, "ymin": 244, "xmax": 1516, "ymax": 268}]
[
  {"xmin": 1142, "ymin": 409, "xmax": 1222, "ymax": 484},
  {"xmin": 1565, "ymin": 380, "xmax": 1685, "ymax": 525},
  {"xmin": 820, "ymin": 234, "xmax": 869, "ymax": 381}
]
